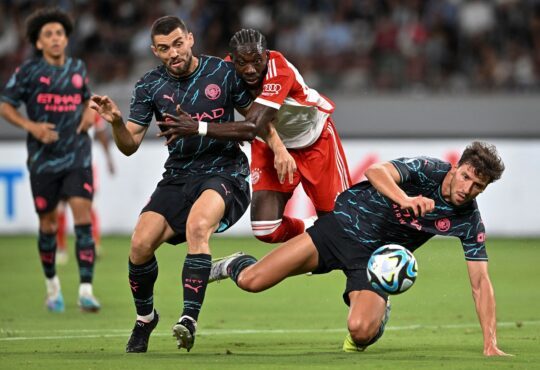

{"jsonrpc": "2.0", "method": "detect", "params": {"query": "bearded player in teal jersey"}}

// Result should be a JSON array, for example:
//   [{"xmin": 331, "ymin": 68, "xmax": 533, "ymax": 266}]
[
  {"xmin": 0, "ymin": 8, "xmax": 100, "ymax": 313},
  {"xmin": 90, "ymin": 16, "xmax": 265, "ymax": 353},
  {"xmin": 210, "ymin": 141, "xmax": 510, "ymax": 356}
]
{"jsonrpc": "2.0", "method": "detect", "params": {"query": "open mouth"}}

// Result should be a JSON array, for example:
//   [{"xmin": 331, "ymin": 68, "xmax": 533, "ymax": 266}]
[{"xmin": 171, "ymin": 60, "xmax": 184, "ymax": 68}]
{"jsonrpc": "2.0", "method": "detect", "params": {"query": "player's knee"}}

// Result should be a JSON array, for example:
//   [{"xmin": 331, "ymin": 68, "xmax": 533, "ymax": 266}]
[
  {"xmin": 347, "ymin": 317, "xmax": 380, "ymax": 345},
  {"xmin": 130, "ymin": 235, "xmax": 154, "ymax": 264},
  {"xmin": 186, "ymin": 217, "xmax": 212, "ymax": 242}
]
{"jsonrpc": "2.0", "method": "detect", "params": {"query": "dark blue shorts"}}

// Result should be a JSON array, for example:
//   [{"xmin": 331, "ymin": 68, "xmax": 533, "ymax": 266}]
[
  {"xmin": 307, "ymin": 213, "xmax": 388, "ymax": 305},
  {"xmin": 142, "ymin": 175, "xmax": 250, "ymax": 245},
  {"xmin": 30, "ymin": 167, "xmax": 93, "ymax": 214}
]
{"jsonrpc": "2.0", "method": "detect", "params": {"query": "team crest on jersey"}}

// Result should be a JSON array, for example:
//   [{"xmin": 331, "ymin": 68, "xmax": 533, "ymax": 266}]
[
  {"xmin": 435, "ymin": 218, "xmax": 451, "ymax": 232},
  {"xmin": 72, "ymin": 73, "xmax": 83, "ymax": 89},
  {"xmin": 262, "ymin": 83, "xmax": 282, "ymax": 96},
  {"xmin": 477, "ymin": 232, "xmax": 485, "ymax": 242},
  {"xmin": 251, "ymin": 168, "xmax": 261, "ymax": 185},
  {"xmin": 35, "ymin": 196, "xmax": 47, "ymax": 211},
  {"xmin": 205, "ymin": 84, "xmax": 221, "ymax": 100}
]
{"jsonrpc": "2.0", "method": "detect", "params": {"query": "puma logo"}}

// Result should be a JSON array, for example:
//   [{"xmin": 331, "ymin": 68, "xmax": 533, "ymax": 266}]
[
  {"xmin": 129, "ymin": 279, "xmax": 139, "ymax": 292},
  {"xmin": 221, "ymin": 183, "xmax": 231, "ymax": 196},
  {"xmin": 39, "ymin": 76, "xmax": 51, "ymax": 85},
  {"xmin": 184, "ymin": 283, "xmax": 203, "ymax": 294},
  {"xmin": 79, "ymin": 250, "xmax": 95, "ymax": 263},
  {"xmin": 83, "ymin": 182, "xmax": 93, "ymax": 194},
  {"xmin": 163, "ymin": 93, "xmax": 175, "ymax": 103}
]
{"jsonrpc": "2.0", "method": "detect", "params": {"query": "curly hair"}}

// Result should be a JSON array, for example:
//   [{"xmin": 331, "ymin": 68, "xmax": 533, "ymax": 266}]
[
  {"xmin": 458, "ymin": 141, "xmax": 505, "ymax": 183},
  {"xmin": 26, "ymin": 7, "xmax": 73, "ymax": 45},
  {"xmin": 229, "ymin": 28, "xmax": 267, "ymax": 52}
]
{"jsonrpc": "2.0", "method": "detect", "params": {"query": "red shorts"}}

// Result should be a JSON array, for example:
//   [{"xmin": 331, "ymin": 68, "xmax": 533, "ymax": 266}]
[{"xmin": 250, "ymin": 118, "xmax": 351, "ymax": 212}]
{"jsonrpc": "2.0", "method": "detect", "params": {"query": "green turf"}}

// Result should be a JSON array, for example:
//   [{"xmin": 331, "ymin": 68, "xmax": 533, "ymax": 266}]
[{"xmin": 0, "ymin": 235, "xmax": 538, "ymax": 369}]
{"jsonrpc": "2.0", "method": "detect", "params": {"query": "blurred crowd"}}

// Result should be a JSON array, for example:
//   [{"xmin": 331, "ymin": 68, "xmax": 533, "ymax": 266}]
[{"xmin": 2, "ymin": 0, "xmax": 540, "ymax": 93}]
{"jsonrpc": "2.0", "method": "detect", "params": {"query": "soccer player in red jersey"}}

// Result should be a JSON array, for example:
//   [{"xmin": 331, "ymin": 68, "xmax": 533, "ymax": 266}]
[{"xmin": 160, "ymin": 28, "xmax": 352, "ymax": 244}]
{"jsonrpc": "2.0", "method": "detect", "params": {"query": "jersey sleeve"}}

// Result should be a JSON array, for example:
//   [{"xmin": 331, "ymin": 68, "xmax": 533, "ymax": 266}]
[
  {"xmin": 128, "ymin": 78, "xmax": 153, "ymax": 126},
  {"xmin": 390, "ymin": 157, "xmax": 446, "ymax": 186},
  {"xmin": 0, "ymin": 65, "xmax": 28, "ymax": 108},
  {"xmin": 459, "ymin": 211, "xmax": 488, "ymax": 261},
  {"xmin": 255, "ymin": 54, "xmax": 295, "ymax": 110},
  {"xmin": 80, "ymin": 61, "xmax": 92, "ymax": 101}
]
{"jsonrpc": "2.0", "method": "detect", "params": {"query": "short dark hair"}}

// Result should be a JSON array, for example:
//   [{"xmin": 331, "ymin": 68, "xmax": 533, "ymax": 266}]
[
  {"xmin": 229, "ymin": 28, "xmax": 267, "ymax": 52},
  {"xmin": 150, "ymin": 16, "xmax": 188, "ymax": 43},
  {"xmin": 458, "ymin": 141, "xmax": 505, "ymax": 183},
  {"xmin": 26, "ymin": 7, "xmax": 73, "ymax": 45}
]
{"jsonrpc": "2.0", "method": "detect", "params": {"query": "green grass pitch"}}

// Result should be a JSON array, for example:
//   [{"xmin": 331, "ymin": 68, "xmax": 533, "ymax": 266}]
[{"xmin": 0, "ymin": 235, "xmax": 539, "ymax": 369}]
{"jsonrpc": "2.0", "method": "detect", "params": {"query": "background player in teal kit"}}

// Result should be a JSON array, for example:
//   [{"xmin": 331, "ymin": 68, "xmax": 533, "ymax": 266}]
[
  {"xmin": 0, "ymin": 8, "xmax": 100, "ymax": 313},
  {"xmin": 90, "ymin": 16, "xmax": 254, "ymax": 353},
  {"xmin": 210, "ymin": 141, "xmax": 510, "ymax": 356}
]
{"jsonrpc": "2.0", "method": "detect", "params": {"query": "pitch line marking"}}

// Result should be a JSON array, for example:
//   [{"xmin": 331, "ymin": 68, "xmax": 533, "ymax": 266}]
[{"xmin": 1, "ymin": 320, "xmax": 538, "ymax": 342}]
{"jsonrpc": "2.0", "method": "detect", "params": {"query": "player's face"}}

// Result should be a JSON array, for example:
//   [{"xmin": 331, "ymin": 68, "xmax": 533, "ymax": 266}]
[
  {"xmin": 36, "ymin": 22, "xmax": 68, "ymax": 61},
  {"xmin": 449, "ymin": 164, "xmax": 489, "ymax": 206},
  {"xmin": 232, "ymin": 46, "xmax": 268, "ymax": 87},
  {"xmin": 152, "ymin": 28, "xmax": 195, "ymax": 77}
]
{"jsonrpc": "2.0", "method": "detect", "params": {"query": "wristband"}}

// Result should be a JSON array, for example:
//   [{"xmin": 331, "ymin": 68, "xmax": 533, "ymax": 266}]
[{"xmin": 198, "ymin": 121, "xmax": 208, "ymax": 136}]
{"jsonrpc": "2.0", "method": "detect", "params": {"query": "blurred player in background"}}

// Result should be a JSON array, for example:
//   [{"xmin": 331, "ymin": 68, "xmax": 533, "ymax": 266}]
[
  {"xmin": 91, "ymin": 16, "xmax": 254, "ymax": 353},
  {"xmin": 159, "ymin": 28, "xmax": 351, "ymax": 244},
  {"xmin": 209, "ymin": 141, "xmax": 509, "ymax": 357},
  {"xmin": 56, "ymin": 110, "xmax": 115, "ymax": 264},
  {"xmin": 0, "ymin": 8, "xmax": 100, "ymax": 313}
]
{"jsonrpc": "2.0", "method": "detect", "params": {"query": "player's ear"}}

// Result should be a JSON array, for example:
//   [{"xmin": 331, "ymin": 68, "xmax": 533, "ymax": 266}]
[
  {"xmin": 150, "ymin": 44, "xmax": 158, "ymax": 58},
  {"xmin": 187, "ymin": 32, "xmax": 194, "ymax": 48}
]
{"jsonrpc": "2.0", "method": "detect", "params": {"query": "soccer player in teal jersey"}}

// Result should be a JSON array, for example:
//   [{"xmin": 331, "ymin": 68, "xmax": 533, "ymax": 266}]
[
  {"xmin": 91, "ymin": 16, "xmax": 257, "ymax": 353},
  {"xmin": 0, "ymin": 8, "xmax": 100, "ymax": 313},
  {"xmin": 210, "ymin": 141, "xmax": 510, "ymax": 356}
]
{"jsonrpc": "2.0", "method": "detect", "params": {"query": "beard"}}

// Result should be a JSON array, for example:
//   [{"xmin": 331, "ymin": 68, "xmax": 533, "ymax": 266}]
[{"xmin": 167, "ymin": 51, "xmax": 193, "ymax": 77}]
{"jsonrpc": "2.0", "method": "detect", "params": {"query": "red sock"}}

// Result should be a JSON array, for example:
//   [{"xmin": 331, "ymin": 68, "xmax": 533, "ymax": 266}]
[
  {"xmin": 91, "ymin": 208, "xmax": 100, "ymax": 248},
  {"xmin": 252, "ymin": 216, "xmax": 305, "ymax": 243},
  {"xmin": 56, "ymin": 209, "xmax": 67, "ymax": 251}
]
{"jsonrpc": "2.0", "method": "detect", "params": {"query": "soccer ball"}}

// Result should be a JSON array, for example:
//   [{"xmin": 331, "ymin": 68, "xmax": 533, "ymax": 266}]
[{"xmin": 367, "ymin": 244, "xmax": 418, "ymax": 295}]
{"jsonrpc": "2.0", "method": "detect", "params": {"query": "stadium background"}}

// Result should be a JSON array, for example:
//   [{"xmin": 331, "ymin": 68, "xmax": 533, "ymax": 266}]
[
  {"xmin": 1, "ymin": 0, "xmax": 539, "ymax": 236},
  {"xmin": 1, "ymin": 2, "xmax": 539, "ymax": 368}
]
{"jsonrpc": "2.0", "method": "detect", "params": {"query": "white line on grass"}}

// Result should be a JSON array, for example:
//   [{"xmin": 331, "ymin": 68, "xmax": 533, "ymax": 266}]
[{"xmin": 1, "ymin": 320, "xmax": 538, "ymax": 342}]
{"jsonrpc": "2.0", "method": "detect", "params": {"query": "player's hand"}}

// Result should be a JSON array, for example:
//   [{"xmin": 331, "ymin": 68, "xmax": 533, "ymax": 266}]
[
  {"xmin": 400, "ymin": 195, "xmax": 435, "ymax": 217},
  {"xmin": 90, "ymin": 95, "xmax": 122, "ymax": 126},
  {"xmin": 157, "ymin": 105, "xmax": 198, "ymax": 145},
  {"xmin": 274, "ymin": 148, "xmax": 296, "ymax": 184},
  {"xmin": 30, "ymin": 122, "xmax": 58, "ymax": 144}
]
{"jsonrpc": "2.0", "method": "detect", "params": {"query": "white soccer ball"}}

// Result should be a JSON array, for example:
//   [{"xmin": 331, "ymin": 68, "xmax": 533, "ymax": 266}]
[{"xmin": 367, "ymin": 244, "xmax": 418, "ymax": 295}]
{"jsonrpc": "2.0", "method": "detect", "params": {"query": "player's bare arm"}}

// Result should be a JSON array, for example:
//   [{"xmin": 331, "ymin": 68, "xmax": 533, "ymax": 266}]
[
  {"xmin": 76, "ymin": 100, "xmax": 95, "ymax": 134},
  {"xmin": 264, "ymin": 125, "xmax": 296, "ymax": 184},
  {"xmin": 237, "ymin": 102, "xmax": 296, "ymax": 184},
  {"xmin": 0, "ymin": 101, "xmax": 58, "ymax": 144},
  {"xmin": 90, "ymin": 95, "xmax": 147, "ymax": 156},
  {"xmin": 365, "ymin": 162, "xmax": 435, "ymax": 217},
  {"xmin": 157, "ymin": 102, "xmax": 276, "ymax": 145},
  {"xmin": 466, "ymin": 261, "xmax": 511, "ymax": 356}
]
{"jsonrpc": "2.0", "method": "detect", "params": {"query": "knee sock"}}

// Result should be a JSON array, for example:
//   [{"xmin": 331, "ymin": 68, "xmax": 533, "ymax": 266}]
[
  {"xmin": 251, "ymin": 216, "xmax": 304, "ymax": 243},
  {"xmin": 181, "ymin": 253, "xmax": 211, "ymax": 321},
  {"xmin": 128, "ymin": 256, "xmax": 158, "ymax": 317},
  {"xmin": 74, "ymin": 224, "xmax": 95, "ymax": 284},
  {"xmin": 228, "ymin": 255, "xmax": 258, "ymax": 285},
  {"xmin": 38, "ymin": 231, "xmax": 57, "ymax": 278}
]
